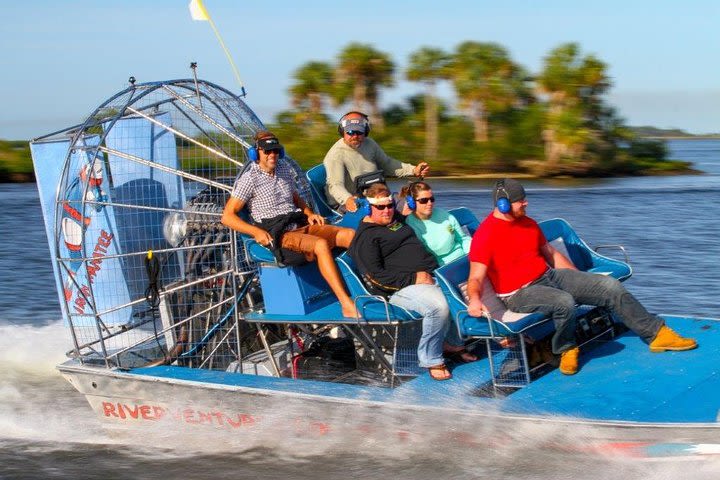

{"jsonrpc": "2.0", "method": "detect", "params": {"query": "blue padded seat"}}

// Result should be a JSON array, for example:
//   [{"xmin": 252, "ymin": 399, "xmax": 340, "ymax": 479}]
[
  {"xmin": 448, "ymin": 206, "xmax": 480, "ymax": 236},
  {"xmin": 434, "ymin": 256, "xmax": 552, "ymax": 339},
  {"xmin": 306, "ymin": 164, "xmax": 368, "ymax": 230},
  {"xmin": 538, "ymin": 218, "xmax": 632, "ymax": 281},
  {"xmin": 306, "ymin": 164, "xmax": 341, "ymax": 221},
  {"xmin": 244, "ymin": 253, "xmax": 421, "ymax": 325},
  {"xmin": 243, "ymin": 236, "xmax": 275, "ymax": 263},
  {"xmin": 236, "ymin": 213, "xmax": 334, "ymax": 315},
  {"xmin": 258, "ymin": 262, "xmax": 335, "ymax": 315},
  {"xmin": 335, "ymin": 252, "xmax": 421, "ymax": 323},
  {"xmin": 435, "ymin": 218, "xmax": 628, "ymax": 340}
]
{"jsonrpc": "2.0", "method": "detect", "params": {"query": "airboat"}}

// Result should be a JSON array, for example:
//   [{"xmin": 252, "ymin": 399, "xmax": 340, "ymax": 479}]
[{"xmin": 30, "ymin": 78, "xmax": 720, "ymax": 459}]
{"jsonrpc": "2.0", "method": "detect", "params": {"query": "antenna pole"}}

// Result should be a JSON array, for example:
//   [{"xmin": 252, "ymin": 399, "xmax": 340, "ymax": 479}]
[{"xmin": 190, "ymin": 62, "xmax": 203, "ymax": 109}]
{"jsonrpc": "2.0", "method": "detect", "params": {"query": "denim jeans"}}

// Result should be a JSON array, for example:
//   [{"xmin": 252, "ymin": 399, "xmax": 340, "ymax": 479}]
[
  {"xmin": 389, "ymin": 283, "xmax": 462, "ymax": 368},
  {"xmin": 505, "ymin": 269, "xmax": 664, "ymax": 354}
]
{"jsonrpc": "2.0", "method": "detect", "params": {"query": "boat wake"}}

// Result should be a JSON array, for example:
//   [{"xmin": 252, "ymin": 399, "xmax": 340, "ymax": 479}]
[
  {"xmin": 1, "ymin": 322, "xmax": 720, "ymax": 478},
  {"xmin": 0, "ymin": 321, "xmax": 109, "ymax": 444}
]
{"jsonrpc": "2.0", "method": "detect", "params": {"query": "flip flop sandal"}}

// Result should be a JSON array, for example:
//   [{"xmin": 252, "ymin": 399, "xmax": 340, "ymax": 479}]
[{"xmin": 428, "ymin": 364, "xmax": 452, "ymax": 381}]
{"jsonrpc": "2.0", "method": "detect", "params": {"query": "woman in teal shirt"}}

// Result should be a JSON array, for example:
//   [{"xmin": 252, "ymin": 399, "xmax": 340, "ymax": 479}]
[{"xmin": 403, "ymin": 181, "xmax": 471, "ymax": 266}]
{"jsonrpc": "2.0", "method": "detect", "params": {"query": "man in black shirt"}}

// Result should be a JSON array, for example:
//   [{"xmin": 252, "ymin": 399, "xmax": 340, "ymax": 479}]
[{"xmin": 349, "ymin": 183, "xmax": 470, "ymax": 380}]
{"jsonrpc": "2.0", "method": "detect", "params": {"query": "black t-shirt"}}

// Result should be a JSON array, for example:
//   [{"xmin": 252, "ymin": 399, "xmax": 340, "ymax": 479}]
[{"xmin": 349, "ymin": 216, "xmax": 438, "ymax": 296}]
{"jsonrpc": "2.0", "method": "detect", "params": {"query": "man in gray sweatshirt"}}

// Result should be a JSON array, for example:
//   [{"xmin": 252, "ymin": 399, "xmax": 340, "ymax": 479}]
[{"xmin": 323, "ymin": 111, "xmax": 430, "ymax": 212}]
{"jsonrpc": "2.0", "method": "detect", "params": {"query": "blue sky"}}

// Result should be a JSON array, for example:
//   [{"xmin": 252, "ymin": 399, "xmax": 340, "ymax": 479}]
[{"xmin": 2, "ymin": 1, "xmax": 718, "ymax": 139}]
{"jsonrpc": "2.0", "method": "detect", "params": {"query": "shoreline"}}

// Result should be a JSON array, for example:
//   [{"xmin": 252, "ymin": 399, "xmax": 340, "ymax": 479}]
[{"xmin": 2, "ymin": 169, "xmax": 702, "ymax": 185}]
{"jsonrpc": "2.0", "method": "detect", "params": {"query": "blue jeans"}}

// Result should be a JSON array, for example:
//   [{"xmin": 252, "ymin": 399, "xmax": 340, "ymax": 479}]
[
  {"xmin": 389, "ymin": 283, "xmax": 462, "ymax": 368},
  {"xmin": 505, "ymin": 269, "xmax": 664, "ymax": 354}
]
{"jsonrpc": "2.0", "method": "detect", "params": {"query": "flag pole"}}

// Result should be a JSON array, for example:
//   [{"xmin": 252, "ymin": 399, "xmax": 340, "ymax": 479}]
[{"xmin": 189, "ymin": 0, "xmax": 246, "ymax": 96}]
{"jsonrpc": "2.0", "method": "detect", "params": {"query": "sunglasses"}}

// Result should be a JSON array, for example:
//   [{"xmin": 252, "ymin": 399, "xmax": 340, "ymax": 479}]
[
  {"xmin": 261, "ymin": 148, "xmax": 281, "ymax": 155},
  {"xmin": 345, "ymin": 131, "xmax": 365, "ymax": 137},
  {"xmin": 371, "ymin": 203, "xmax": 394, "ymax": 211},
  {"xmin": 416, "ymin": 196, "xmax": 435, "ymax": 205}
]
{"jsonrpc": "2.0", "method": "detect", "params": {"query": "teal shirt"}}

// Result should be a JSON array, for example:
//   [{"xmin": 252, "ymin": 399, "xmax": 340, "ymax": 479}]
[{"xmin": 406, "ymin": 208, "xmax": 472, "ymax": 266}]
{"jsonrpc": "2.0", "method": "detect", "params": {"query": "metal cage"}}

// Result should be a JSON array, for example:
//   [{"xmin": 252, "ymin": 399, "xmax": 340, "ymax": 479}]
[{"xmin": 31, "ymin": 79, "xmax": 314, "ymax": 371}]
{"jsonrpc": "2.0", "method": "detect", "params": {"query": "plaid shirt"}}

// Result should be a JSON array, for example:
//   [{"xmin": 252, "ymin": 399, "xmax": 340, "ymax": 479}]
[{"xmin": 231, "ymin": 161, "xmax": 299, "ymax": 223}]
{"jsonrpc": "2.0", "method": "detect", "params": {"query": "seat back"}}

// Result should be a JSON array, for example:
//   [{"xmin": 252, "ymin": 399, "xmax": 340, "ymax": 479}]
[
  {"xmin": 434, "ymin": 256, "xmax": 550, "ymax": 338},
  {"xmin": 234, "ymin": 208, "xmax": 276, "ymax": 265},
  {"xmin": 433, "ymin": 255, "xmax": 470, "ymax": 312},
  {"xmin": 334, "ymin": 252, "xmax": 368, "ymax": 299},
  {"xmin": 335, "ymin": 252, "xmax": 420, "ymax": 321},
  {"xmin": 306, "ymin": 164, "xmax": 341, "ymax": 220},
  {"xmin": 539, "ymin": 218, "xmax": 632, "ymax": 281},
  {"xmin": 448, "ymin": 207, "xmax": 480, "ymax": 236}
]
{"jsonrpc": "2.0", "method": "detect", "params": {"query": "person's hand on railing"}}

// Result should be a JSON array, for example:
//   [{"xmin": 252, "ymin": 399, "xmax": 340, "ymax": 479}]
[
  {"xmin": 253, "ymin": 229, "xmax": 273, "ymax": 248},
  {"xmin": 467, "ymin": 298, "xmax": 488, "ymax": 318}
]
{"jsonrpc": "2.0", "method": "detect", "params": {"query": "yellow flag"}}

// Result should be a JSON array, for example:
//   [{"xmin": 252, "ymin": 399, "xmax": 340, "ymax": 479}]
[
  {"xmin": 189, "ymin": 0, "xmax": 210, "ymax": 21},
  {"xmin": 187, "ymin": 0, "xmax": 245, "ymax": 92}
]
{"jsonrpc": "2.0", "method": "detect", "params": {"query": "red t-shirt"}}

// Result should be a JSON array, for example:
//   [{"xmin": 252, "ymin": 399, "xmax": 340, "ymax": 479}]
[{"xmin": 469, "ymin": 213, "xmax": 548, "ymax": 294}]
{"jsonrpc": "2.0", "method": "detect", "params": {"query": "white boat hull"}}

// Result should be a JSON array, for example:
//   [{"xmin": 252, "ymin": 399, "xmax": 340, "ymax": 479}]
[{"xmin": 59, "ymin": 361, "xmax": 720, "ymax": 459}]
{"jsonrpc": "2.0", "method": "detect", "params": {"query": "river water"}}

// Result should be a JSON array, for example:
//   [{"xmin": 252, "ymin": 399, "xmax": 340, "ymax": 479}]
[{"xmin": 1, "ymin": 139, "xmax": 719, "ymax": 479}]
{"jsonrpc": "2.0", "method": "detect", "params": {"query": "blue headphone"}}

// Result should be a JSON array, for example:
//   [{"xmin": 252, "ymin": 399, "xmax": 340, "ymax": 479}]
[
  {"xmin": 357, "ymin": 197, "xmax": 397, "ymax": 217},
  {"xmin": 494, "ymin": 180, "xmax": 511, "ymax": 214},
  {"xmin": 404, "ymin": 181, "xmax": 424, "ymax": 211},
  {"xmin": 406, "ymin": 195, "xmax": 416, "ymax": 211},
  {"xmin": 356, "ymin": 198, "xmax": 371, "ymax": 217},
  {"xmin": 247, "ymin": 138, "xmax": 285, "ymax": 162}
]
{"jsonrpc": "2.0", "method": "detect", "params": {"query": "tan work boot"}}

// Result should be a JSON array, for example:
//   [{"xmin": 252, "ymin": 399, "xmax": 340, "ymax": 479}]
[
  {"xmin": 649, "ymin": 325, "xmax": 698, "ymax": 352},
  {"xmin": 559, "ymin": 347, "xmax": 580, "ymax": 375}
]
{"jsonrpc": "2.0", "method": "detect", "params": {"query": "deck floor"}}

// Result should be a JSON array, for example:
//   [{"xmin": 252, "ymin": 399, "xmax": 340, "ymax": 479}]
[{"xmin": 131, "ymin": 315, "xmax": 720, "ymax": 424}]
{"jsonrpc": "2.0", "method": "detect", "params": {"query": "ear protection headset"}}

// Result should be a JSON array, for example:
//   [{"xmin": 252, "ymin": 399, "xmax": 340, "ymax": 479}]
[
  {"xmin": 494, "ymin": 180, "xmax": 511, "ymax": 214},
  {"xmin": 358, "ymin": 195, "xmax": 395, "ymax": 217},
  {"xmin": 406, "ymin": 195, "xmax": 416, "ymax": 211},
  {"xmin": 405, "ymin": 182, "xmax": 418, "ymax": 211},
  {"xmin": 405, "ymin": 182, "xmax": 431, "ymax": 211},
  {"xmin": 247, "ymin": 138, "xmax": 285, "ymax": 162},
  {"xmin": 356, "ymin": 198, "xmax": 371, "ymax": 217},
  {"xmin": 337, "ymin": 111, "xmax": 370, "ymax": 137}
]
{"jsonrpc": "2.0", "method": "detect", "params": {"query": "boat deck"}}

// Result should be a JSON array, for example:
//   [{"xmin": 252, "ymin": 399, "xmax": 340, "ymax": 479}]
[
  {"xmin": 130, "ymin": 315, "xmax": 720, "ymax": 424},
  {"xmin": 503, "ymin": 315, "xmax": 720, "ymax": 423}
]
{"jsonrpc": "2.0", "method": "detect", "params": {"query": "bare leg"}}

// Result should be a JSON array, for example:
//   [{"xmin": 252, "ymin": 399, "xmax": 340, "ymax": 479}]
[
  {"xmin": 334, "ymin": 228, "xmax": 355, "ymax": 249},
  {"xmin": 314, "ymin": 238, "xmax": 358, "ymax": 318}
]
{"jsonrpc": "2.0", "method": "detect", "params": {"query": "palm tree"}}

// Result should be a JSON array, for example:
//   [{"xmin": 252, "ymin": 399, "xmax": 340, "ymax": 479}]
[
  {"xmin": 537, "ymin": 43, "xmax": 611, "ymax": 169},
  {"xmin": 288, "ymin": 61, "xmax": 334, "ymax": 133},
  {"xmin": 407, "ymin": 47, "xmax": 451, "ymax": 162},
  {"xmin": 333, "ymin": 43, "xmax": 395, "ymax": 130},
  {"xmin": 448, "ymin": 42, "xmax": 525, "ymax": 142}
]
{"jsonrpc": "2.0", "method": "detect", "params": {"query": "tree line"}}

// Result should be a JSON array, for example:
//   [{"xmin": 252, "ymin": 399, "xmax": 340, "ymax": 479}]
[{"xmin": 273, "ymin": 41, "xmax": 689, "ymax": 177}]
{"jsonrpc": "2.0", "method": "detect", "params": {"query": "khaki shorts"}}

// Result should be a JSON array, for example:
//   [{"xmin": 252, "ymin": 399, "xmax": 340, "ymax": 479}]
[{"xmin": 281, "ymin": 224, "xmax": 345, "ymax": 260}]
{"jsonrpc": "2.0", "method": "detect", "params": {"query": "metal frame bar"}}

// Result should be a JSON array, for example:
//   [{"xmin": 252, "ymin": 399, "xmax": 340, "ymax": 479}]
[
  {"xmin": 594, "ymin": 244, "xmax": 630, "ymax": 264},
  {"xmin": 98, "ymin": 145, "xmax": 233, "ymax": 192},
  {"xmin": 162, "ymin": 85, "xmax": 252, "ymax": 149},
  {"xmin": 125, "ymin": 106, "xmax": 241, "ymax": 166}
]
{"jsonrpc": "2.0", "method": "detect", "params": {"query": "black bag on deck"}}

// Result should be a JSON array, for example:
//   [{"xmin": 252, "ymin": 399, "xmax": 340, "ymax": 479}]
[{"xmin": 295, "ymin": 336, "xmax": 356, "ymax": 379}]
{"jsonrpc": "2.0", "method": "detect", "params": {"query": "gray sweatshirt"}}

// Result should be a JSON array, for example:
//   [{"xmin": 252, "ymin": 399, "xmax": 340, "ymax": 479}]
[{"xmin": 322, "ymin": 137, "xmax": 416, "ymax": 206}]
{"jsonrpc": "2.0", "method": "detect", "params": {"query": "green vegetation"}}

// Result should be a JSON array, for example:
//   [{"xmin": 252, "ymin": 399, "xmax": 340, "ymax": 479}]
[
  {"xmin": 278, "ymin": 41, "xmax": 695, "ymax": 177},
  {"xmin": 0, "ymin": 140, "xmax": 34, "ymax": 182},
  {"xmin": 2, "ymin": 41, "xmax": 709, "ymax": 182}
]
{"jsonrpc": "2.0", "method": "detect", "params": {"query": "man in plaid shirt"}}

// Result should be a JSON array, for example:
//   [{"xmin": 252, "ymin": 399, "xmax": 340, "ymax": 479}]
[{"xmin": 222, "ymin": 131, "xmax": 358, "ymax": 318}]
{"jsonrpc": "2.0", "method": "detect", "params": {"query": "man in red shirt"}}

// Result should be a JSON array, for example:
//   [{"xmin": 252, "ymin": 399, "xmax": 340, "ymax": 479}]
[{"xmin": 466, "ymin": 178, "xmax": 697, "ymax": 375}]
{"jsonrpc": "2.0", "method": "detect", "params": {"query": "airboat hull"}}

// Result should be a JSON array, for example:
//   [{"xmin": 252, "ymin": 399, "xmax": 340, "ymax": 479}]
[
  {"xmin": 31, "ymin": 79, "xmax": 720, "ymax": 460},
  {"xmin": 58, "ymin": 314, "xmax": 720, "ymax": 459}
]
